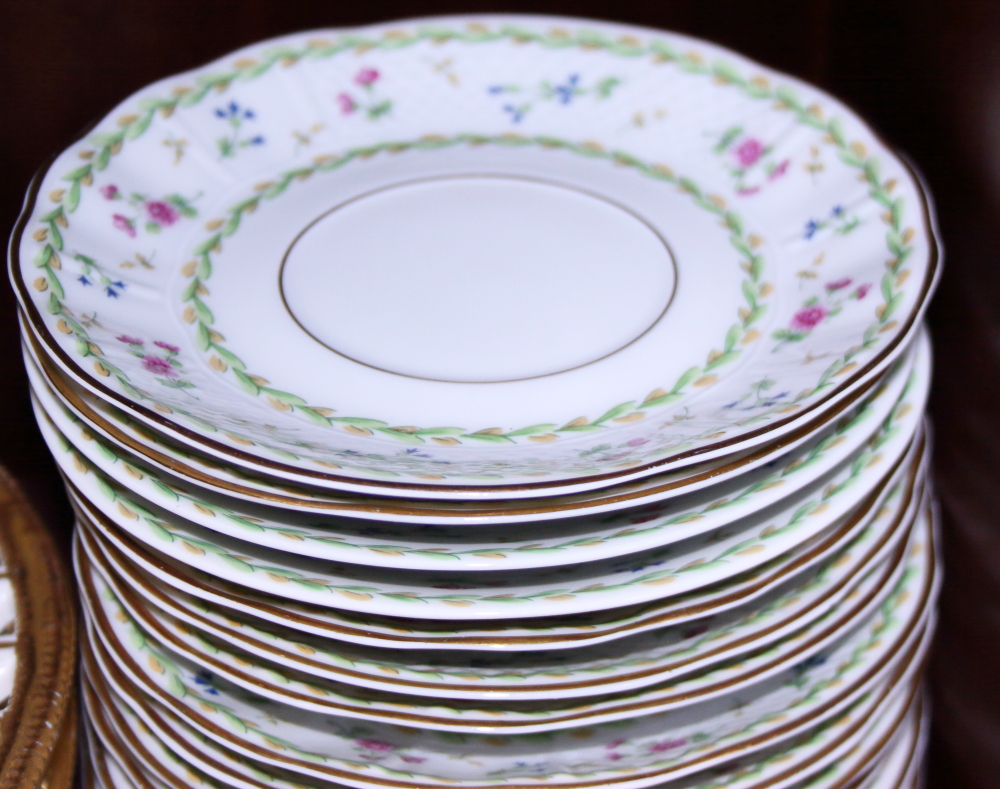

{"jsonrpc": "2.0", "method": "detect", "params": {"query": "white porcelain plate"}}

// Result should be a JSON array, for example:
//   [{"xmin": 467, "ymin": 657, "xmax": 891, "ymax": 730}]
[
  {"xmin": 64, "ymin": 422, "xmax": 919, "ymax": 621},
  {"xmin": 34, "ymin": 331, "xmax": 925, "ymax": 569},
  {"xmin": 83, "ymin": 493, "xmax": 914, "ymax": 701},
  {"xmin": 76, "ymin": 458, "xmax": 923, "ymax": 650},
  {"xmin": 22, "ymin": 319, "xmax": 911, "ymax": 524},
  {"xmin": 79, "ymin": 514, "xmax": 934, "ymax": 788},
  {"xmin": 12, "ymin": 14, "xmax": 939, "ymax": 499}
]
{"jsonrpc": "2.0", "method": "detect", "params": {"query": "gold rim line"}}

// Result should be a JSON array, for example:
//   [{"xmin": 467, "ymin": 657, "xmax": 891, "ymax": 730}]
[
  {"xmin": 62, "ymin": 422, "xmax": 922, "ymax": 624},
  {"xmin": 76, "ymin": 528, "xmax": 912, "ymax": 730},
  {"xmin": 71, "ymin": 443, "xmax": 925, "ymax": 648},
  {"xmin": 26, "ymin": 356, "xmax": 899, "ymax": 547},
  {"xmin": 84, "ymin": 704, "xmax": 157, "ymax": 789},
  {"xmin": 68, "ymin": 433, "xmax": 923, "ymax": 647},
  {"xmin": 78, "ymin": 489, "xmax": 933, "ymax": 733},
  {"xmin": 8, "ymin": 144, "xmax": 939, "ymax": 496},
  {"xmin": 83, "ymin": 672, "xmax": 235, "ymax": 789},
  {"xmin": 87, "ymin": 514, "xmax": 913, "ymax": 697},
  {"xmin": 23, "ymin": 321, "xmax": 897, "ymax": 520},
  {"xmin": 79, "ymin": 633, "xmax": 925, "ymax": 789},
  {"xmin": 79, "ymin": 576, "xmax": 934, "ymax": 789},
  {"xmin": 277, "ymin": 173, "xmax": 680, "ymax": 385},
  {"xmin": 80, "ymin": 460, "xmax": 920, "ymax": 660}
]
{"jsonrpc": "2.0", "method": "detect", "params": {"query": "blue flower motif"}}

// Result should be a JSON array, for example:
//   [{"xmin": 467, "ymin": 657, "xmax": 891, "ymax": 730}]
[
  {"xmin": 77, "ymin": 275, "xmax": 92, "ymax": 286},
  {"xmin": 487, "ymin": 85, "xmax": 505, "ymax": 94},
  {"xmin": 795, "ymin": 654, "xmax": 828, "ymax": 672},
  {"xmin": 403, "ymin": 448, "xmax": 432, "ymax": 459},
  {"xmin": 513, "ymin": 762, "xmax": 550, "ymax": 774},
  {"xmin": 215, "ymin": 101, "xmax": 264, "ymax": 157},
  {"xmin": 614, "ymin": 558, "xmax": 668, "ymax": 574},
  {"xmin": 104, "ymin": 280, "xmax": 126, "ymax": 298},
  {"xmin": 215, "ymin": 101, "xmax": 255, "ymax": 121},
  {"xmin": 804, "ymin": 219, "xmax": 821, "ymax": 240},
  {"xmin": 832, "ymin": 205, "xmax": 845, "ymax": 217},
  {"xmin": 553, "ymin": 74, "xmax": 581, "ymax": 104},
  {"xmin": 503, "ymin": 104, "xmax": 526, "ymax": 123},
  {"xmin": 192, "ymin": 670, "xmax": 220, "ymax": 695}
]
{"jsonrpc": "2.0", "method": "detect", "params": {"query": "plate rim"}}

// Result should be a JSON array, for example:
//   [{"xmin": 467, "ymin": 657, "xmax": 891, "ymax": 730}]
[{"xmin": 8, "ymin": 13, "xmax": 942, "ymax": 498}]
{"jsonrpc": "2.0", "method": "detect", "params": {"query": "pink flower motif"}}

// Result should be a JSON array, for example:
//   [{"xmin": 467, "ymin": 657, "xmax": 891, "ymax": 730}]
[
  {"xmin": 625, "ymin": 438, "xmax": 649, "ymax": 447},
  {"xmin": 768, "ymin": 159, "xmax": 790, "ymax": 180},
  {"xmin": 154, "ymin": 340, "xmax": 180, "ymax": 353},
  {"xmin": 116, "ymin": 335, "xmax": 144, "ymax": 345},
  {"xmin": 737, "ymin": 186, "xmax": 761, "ymax": 197},
  {"xmin": 734, "ymin": 139, "xmax": 764, "ymax": 168},
  {"xmin": 606, "ymin": 739, "xmax": 627, "ymax": 750},
  {"xmin": 112, "ymin": 214, "xmax": 136, "ymax": 238},
  {"xmin": 100, "ymin": 185, "xmax": 120, "ymax": 200},
  {"xmin": 400, "ymin": 756, "xmax": 426, "ymax": 764},
  {"xmin": 607, "ymin": 753, "xmax": 623, "ymax": 761},
  {"xmin": 825, "ymin": 278, "xmax": 853, "ymax": 291},
  {"xmin": 145, "ymin": 200, "xmax": 179, "ymax": 226},
  {"xmin": 141, "ymin": 355, "xmax": 177, "ymax": 378},
  {"xmin": 855, "ymin": 283, "xmax": 872, "ymax": 299},
  {"xmin": 356, "ymin": 739, "xmax": 395, "ymax": 752},
  {"xmin": 649, "ymin": 739, "xmax": 687, "ymax": 753},
  {"xmin": 790, "ymin": 305, "xmax": 829, "ymax": 332},
  {"xmin": 354, "ymin": 68, "xmax": 380, "ymax": 87},
  {"xmin": 337, "ymin": 93, "xmax": 357, "ymax": 115}
]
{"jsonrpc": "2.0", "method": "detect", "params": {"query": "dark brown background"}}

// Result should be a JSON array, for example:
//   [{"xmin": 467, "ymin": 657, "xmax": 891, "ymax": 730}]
[{"xmin": 2, "ymin": 1, "xmax": 998, "ymax": 786}]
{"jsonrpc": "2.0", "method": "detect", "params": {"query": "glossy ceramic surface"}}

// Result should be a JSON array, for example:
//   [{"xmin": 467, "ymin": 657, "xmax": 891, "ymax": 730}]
[
  {"xmin": 82, "ymin": 656, "xmax": 924, "ymax": 789},
  {"xmin": 11, "ymin": 15, "xmax": 940, "ymax": 499},
  {"xmin": 60, "ymin": 417, "xmax": 922, "ymax": 621},
  {"xmin": 22, "ymin": 317, "xmax": 911, "ymax": 525},
  {"xmin": 76, "ymin": 452, "xmax": 924, "ymax": 651},
  {"xmin": 83, "ymin": 502, "xmax": 914, "ymax": 701},
  {"xmin": 79, "ymin": 527, "xmax": 910, "ymax": 731},
  {"xmin": 31, "ymin": 332, "xmax": 926, "ymax": 569},
  {"xmin": 79, "ymin": 523, "xmax": 933, "ymax": 788}
]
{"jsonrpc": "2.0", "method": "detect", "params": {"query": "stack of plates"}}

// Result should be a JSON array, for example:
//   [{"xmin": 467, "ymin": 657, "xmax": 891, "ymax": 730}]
[{"xmin": 9, "ymin": 14, "xmax": 941, "ymax": 789}]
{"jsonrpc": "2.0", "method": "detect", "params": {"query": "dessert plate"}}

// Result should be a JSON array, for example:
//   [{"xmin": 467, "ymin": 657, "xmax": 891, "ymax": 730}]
[
  {"xmin": 11, "ymin": 14, "xmax": 939, "ymax": 500},
  {"xmin": 32, "ymin": 332, "xmax": 925, "ymax": 570},
  {"xmin": 80, "ymin": 530, "xmax": 907, "ymax": 731},
  {"xmin": 79, "ymin": 517, "xmax": 934, "ymax": 789},
  {"xmin": 82, "ymin": 624, "xmax": 923, "ymax": 789},
  {"xmin": 84, "ymin": 504, "xmax": 912, "ymax": 701},
  {"xmin": 63, "ymin": 423, "xmax": 919, "ymax": 621},
  {"xmin": 77, "ymin": 455, "xmax": 923, "ymax": 651},
  {"xmin": 82, "ymin": 642, "xmax": 923, "ymax": 789},
  {"xmin": 22, "ymin": 318, "xmax": 907, "ymax": 525}
]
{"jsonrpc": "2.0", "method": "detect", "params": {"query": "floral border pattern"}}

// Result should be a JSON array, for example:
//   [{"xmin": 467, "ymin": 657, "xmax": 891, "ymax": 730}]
[
  {"xmin": 84, "ymin": 545, "xmax": 925, "ymax": 784},
  {"xmin": 24, "ymin": 22, "xmax": 918, "ymax": 462},
  {"xmin": 44, "ymin": 364, "xmax": 915, "ymax": 568},
  {"xmin": 65, "ymin": 422, "xmax": 915, "ymax": 612},
  {"xmin": 101, "ymin": 520, "xmax": 905, "ymax": 695},
  {"xmin": 182, "ymin": 134, "xmax": 767, "ymax": 444}
]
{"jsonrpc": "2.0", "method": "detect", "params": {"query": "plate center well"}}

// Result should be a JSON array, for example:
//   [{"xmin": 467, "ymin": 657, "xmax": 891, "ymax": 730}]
[{"xmin": 280, "ymin": 175, "xmax": 678, "ymax": 383}]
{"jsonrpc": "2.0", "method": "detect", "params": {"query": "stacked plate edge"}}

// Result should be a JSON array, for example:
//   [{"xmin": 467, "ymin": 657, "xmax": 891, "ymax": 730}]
[{"xmin": 8, "ymin": 14, "xmax": 941, "ymax": 789}]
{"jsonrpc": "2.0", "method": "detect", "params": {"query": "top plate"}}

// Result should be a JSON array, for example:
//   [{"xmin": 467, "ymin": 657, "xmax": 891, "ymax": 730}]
[{"xmin": 11, "ymin": 14, "xmax": 939, "ymax": 500}]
